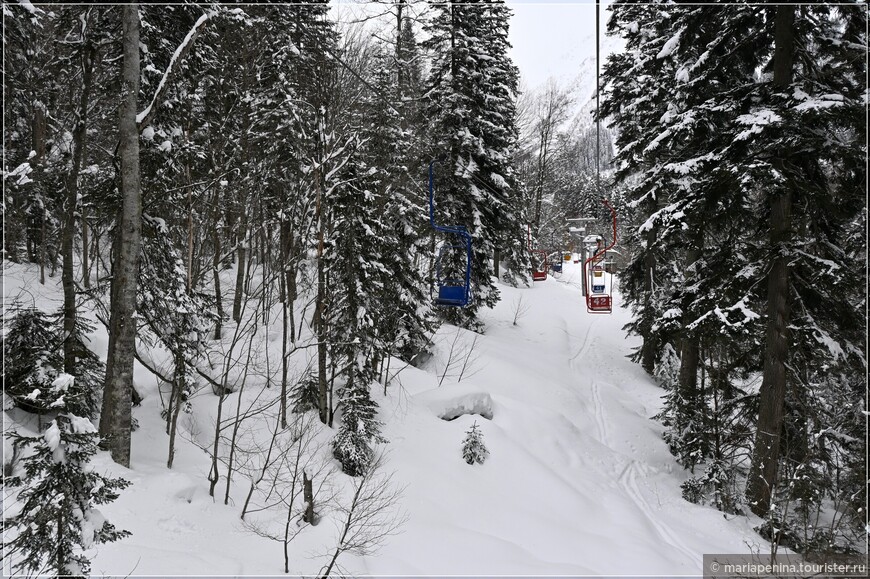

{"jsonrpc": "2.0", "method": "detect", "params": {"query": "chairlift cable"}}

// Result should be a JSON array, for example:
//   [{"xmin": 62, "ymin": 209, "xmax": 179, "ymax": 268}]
[{"xmin": 596, "ymin": 0, "xmax": 602, "ymax": 201}]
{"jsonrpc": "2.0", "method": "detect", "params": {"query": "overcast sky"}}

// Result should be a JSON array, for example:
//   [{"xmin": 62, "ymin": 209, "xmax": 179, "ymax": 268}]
[
  {"xmin": 333, "ymin": 1, "xmax": 622, "ymax": 98},
  {"xmin": 507, "ymin": 0, "xmax": 620, "ymax": 93}
]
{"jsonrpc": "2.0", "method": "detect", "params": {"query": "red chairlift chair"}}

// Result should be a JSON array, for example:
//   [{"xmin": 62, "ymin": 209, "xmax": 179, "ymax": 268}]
[
  {"xmin": 528, "ymin": 225, "xmax": 548, "ymax": 282},
  {"xmin": 583, "ymin": 200, "xmax": 617, "ymax": 314}
]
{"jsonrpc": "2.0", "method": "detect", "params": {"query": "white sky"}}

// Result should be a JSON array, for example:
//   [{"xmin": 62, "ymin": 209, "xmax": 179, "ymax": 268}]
[
  {"xmin": 508, "ymin": 1, "xmax": 596, "ymax": 91},
  {"xmin": 508, "ymin": 0, "xmax": 621, "ymax": 93},
  {"xmin": 332, "ymin": 1, "xmax": 622, "ymax": 98}
]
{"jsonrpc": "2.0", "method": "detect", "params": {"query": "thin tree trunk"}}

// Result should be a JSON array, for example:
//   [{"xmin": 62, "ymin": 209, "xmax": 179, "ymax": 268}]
[
  {"xmin": 287, "ymin": 251, "xmax": 297, "ymax": 345},
  {"xmin": 99, "ymin": 3, "xmax": 141, "ymax": 468},
  {"xmin": 281, "ymin": 284, "xmax": 289, "ymax": 428},
  {"xmin": 321, "ymin": 480, "xmax": 364, "ymax": 578},
  {"xmin": 91, "ymin": 226, "xmax": 100, "ymax": 282},
  {"xmin": 81, "ymin": 207, "xmax": 90, "ymax": 289},
  {"xmin": 208, "ymin": 390, "xmax": 226, "ymax": 497},
  {"xmin": 746, "ymin": 3, "xmax": 796, "ymax": 517},
  {"xmin": 678, "ymin": 244, "xmax": 702, "ymax": 409},
  {"xmin": 240, "ymin": 411, "xmax": 281, "ymax": 520},
  {"xmin": 533, "ymin": 131, "xmax": 550, "ymax": 234},
  {"xmin": 233, "ymin": 224, "xmax": 247, "ymax": 323},
  {"xmin": 328, "ymin": 345, "xmax": 336, "ymax": 428},
  {"xmin": 213, "ymin": 229, "xmax": 224, "ymax": 340},
  {"xmin": 383, "ymin": 347, "xmax": 392, "ymax": 396},
  {"xmin": 314, "ymin": 163, "xmax": 329, "ymax": 425},
  {"xmin": 302, "ymin": 471, "xmax": 315, "ymax": 524},
  {"xmin": 244, "ymin": 225, "xmax": 255, "ymax": 295},
  {"xmin": 62, "ymin": 27, "xmax": 95, "ymax": 374},
  {"xmin": 167, "ymin": 349, "xmax": 185, "ymax": 468},
  {"xmin": 186, "ymin": 160, "xmax": 194, "ymax": 291},
  {"xmin": 40, "ymin": 211, "xmax": 46, "ymax": 285},
  {"xmin": 279, "ymin": 221, "xmax": 290, "ymax": 427},
  {"xmin": 640, "ymin": 224, "xmax": 657, "ymax": 374}
]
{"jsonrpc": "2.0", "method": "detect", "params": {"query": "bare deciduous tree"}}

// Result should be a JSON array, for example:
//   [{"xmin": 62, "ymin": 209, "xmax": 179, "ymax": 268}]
[
  {"xmin": 319, "ymin": 454, "xmax": 407, "ymax": 578},
  {"xmin": 241, "ymin": 411, "xmax": 334, "ymax": 574}
]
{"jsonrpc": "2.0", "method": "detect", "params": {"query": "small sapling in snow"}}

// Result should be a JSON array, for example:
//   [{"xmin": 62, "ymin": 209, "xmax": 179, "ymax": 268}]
[{"xmin": 462, "ymin": 421, "xmax": 489, "ymax": 465}]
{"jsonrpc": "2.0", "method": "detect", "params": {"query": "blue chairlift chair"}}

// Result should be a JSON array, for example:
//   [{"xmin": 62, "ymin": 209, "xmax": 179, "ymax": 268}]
[{"xmin": 429, "ymin": 160, "xmax": 473, "ymax": 307}]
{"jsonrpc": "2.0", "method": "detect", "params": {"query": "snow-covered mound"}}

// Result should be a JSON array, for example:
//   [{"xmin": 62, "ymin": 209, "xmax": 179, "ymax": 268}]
[{"xmin": 416, "ymin": 385, "xmax": 494, "ymax": 421}]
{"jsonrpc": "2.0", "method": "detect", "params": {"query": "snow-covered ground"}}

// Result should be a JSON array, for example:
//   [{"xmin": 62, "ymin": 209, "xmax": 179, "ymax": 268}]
[{"xmin": 3, "ymin": 259, "xmax": 767, "ymax": 576}]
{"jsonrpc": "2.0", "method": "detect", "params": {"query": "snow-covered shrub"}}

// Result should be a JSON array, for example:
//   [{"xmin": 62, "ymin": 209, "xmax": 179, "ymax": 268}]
[
  {"xmin": 2, "ymin": 307, "xmax": 63, "ymax": 412},
  {"xmin": 2, "ymin": 307, "xmax": 101, "ymax": 417},
  {"xmin": 680, "ymin": 476, "xmax": 704, "ymax": 505},
  {"xmin": 462, "ymin": 421, "xmax": 489, "ymax": 465},
  {"xmin": 291, "ymin": 372, "xmax": 320, "ymax": 414},
  {"xmin": 653, "ymin": 342, "xmax": 680, "ymax": 390},
  {"xmin": 680, "ymin": 460, "xmax": 740, "ymax": 514},
  {"xmin": 2, "ymin": 414, "xmax": 131, "ymax": 576},
  {"xmin": 332, "ymin": 382, "xmax": 386, "ymax": 476}
]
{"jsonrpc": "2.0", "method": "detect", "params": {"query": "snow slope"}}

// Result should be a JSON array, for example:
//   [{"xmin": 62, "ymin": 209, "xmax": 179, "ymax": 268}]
[{"xmin": 3, "ymin": 260, "xmax": 766, "ymax": 576}]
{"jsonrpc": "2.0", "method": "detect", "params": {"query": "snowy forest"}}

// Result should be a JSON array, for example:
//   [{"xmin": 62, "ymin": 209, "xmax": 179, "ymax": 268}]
[{"xmin": 2, "ymin": 1, "xmax": 867, "ymax": 577}]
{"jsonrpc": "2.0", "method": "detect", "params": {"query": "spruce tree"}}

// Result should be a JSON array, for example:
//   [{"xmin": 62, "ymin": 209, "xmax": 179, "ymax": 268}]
[
  {"xmin": 2, "ymin": 308, "xmax": 101, "ymax": 419},
  {"xmin": 462, "ymin": 421, "xmax": 488, "ymax": 465},
  {"xmin": 603, "ymin": 2, "xmax": 866, "ymax": 546},
  {"xmin": 423, "ymin": 0, "xmax": 526, "ymax": 322},
  {"xmin": 2, "ymin": 415, "xmax": 131, "ymax": 577},
  {"xmin": 358, "ymin": 42, "xmax": 434, "ymax": 367},
  {"xmin": 331, "ymin": 381, "xmax": 386, "ymax": 477}
]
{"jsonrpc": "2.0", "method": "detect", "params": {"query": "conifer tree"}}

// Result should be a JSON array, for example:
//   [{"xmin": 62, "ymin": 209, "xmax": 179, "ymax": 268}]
[
  {"xmin": 332, "ymin": 381, "xmax": 386, "ymax": 477},
  {"xmin": 603, "ymin": 2, "xmax": 866, "ymax": 543},
  {"xmin": 2, "ymin": 415, "xmax": 131, "ymax": 577},
  {"xmin": 462, "ymin": 421, "xmax": 488, "ymax": 465},
  {"xmin": 423, "ymin": 0, "xmax": 526, "ymax": 321},
  {"xmin": 2, "ymin": 308, "xmax": 102, "ymax": 419},
  {"xmin": 358, "ymin": 43, "xmax": 434, "ymax": 367}
]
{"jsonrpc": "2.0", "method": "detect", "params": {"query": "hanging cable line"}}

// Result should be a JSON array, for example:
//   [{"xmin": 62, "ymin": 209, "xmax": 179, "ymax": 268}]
[{"xmin": 583, "ymin": 0, "xmax": 618, "ymax": 315}]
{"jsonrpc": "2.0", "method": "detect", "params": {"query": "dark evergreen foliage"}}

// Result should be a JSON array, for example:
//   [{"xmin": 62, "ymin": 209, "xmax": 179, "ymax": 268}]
[
  {"xmin": 461, "ymin": 421, "xmax": 488, "ymax": 465},
  {"xmin": 291, "ymin": 372, "xmax": 321, "ymax": 414},
  {"xmin": 603, "ymin": 1, "xmax": 866, "ymax": 551},
  {"xmin": 2, "ymin": 415, "xmax": 131, "ymax": 577},
  {"xmin": 423, "ymin": 0, "xmax": 526, "ymax": 321},
  {"xmin": 2, "ymin": 308, "xmax": 102, "ymax": 418},
  {"xmin": 331, "ymin": 382, "xmax": 386, "ymax": 477}
]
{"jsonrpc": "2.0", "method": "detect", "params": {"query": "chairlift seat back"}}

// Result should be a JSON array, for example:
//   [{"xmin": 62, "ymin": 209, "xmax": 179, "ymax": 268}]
[{"xmin": 436, "ymin": 284, "xmax": 468, "ymax": 306}]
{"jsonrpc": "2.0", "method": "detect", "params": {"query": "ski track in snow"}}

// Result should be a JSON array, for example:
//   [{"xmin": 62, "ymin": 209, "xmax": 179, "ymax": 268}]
[
  {"xmin": 590, "ymin": 380, "xmax": 610, "ymax": 446},
  {"xmin": 569, "ymin": 322, "xmax": 594, "ymax": 369},
  {"xmin": 618, "ymin": 460, "xmax": 697, "ymax": 562}
]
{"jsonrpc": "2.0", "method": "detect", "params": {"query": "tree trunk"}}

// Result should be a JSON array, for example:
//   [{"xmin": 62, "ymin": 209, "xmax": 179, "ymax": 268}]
[
  {"xmin": 40, "ymin": 211, "xmax": 46, "ymax": 285},
  {"xmin": 287, "ymin": 234, "xmax": 298, "ymax": 345},
  {"xmin": 99, "ymin": 3, "xmax": 142, "ymax": 468},
  {"xmin": 232, "ymin": 224, "xmax": 247, "ymax": 323},
  {"xmin": 167, "ymin": 349, "xmax": 185, "ymax": 468},
  {"xmin": 208, "ymin": 391, "xmax": 226, "ymax": 498},
  {"xmin": 62, "ymin": 29, "xmax": 95, "ymax": 374},
  {"xmin": 314, "ymin": 165, "xmax": 329, "ymax": 425},
  {"xmin": 91, "ymin": 226, "xmax": 100, "ymax": 282},
  {"xmin": 81, "ymin": 207, "xmax": 90, "ymax": 289},
  {"xmin": 280, "ymin": 275, "xmax": 289, "ymax": 429},
  {"xmin": 746, "ymin": 3, "xmax": 796, "ymax": 518},
  {"xmin": 185, "ymin": 159, "xmax": 194, "ymax": 291},
  {"xmin": 533, "ymin": 131, "xmax": 550, "ymax": 234},
  {"xmin": 303, "ymin": 470, "xmax": 315, "ymax": 524},
  {"xmin": 213, "ymin": 229, "xmax": 224, "ymax": 340},
  {"xmin": 677, "ymin": 243, "xmax": 702, "ymax": 408},
  {"xmin": 640, "ymin": 224, "xmax": 657, "ymax": 374}
]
